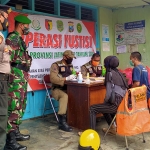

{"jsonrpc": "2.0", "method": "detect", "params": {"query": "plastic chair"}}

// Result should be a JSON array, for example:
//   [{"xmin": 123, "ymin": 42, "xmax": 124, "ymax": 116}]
[
  {"xmin": 43, "ymin": 74, "xmax": 59, "ymax": 122},
  {"xmin": 103, "ymin": 86, "xmax": 149, "ymax": 150}
]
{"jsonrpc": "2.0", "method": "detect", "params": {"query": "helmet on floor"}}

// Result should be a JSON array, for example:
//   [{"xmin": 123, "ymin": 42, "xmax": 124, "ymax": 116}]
[{"xmin": 78, "ymin": 129, "xmax": 100, "ymax": 150}]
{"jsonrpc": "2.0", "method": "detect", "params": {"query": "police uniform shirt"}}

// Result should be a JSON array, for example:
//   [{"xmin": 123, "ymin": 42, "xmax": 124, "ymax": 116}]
[{"xmin": 0, "ymin": 32, "xmax": 10, "ymax": 74}]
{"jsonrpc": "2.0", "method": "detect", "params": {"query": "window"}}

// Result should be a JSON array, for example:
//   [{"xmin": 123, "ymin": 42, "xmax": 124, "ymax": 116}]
[
  {"xmin": 7, "ymin": 0, "xmax": 29, "ymax": 10},
  {"xmin": 35, "ymin": 0, "xmax": 54, "ymax": 14},
  {"xmin": 60, "ymin": 2, "xmax": 76, "ymax": 18},
  {"xmin": 6, "ymin": 0, "xmax": 96, "ymax": 22},
  {"xmin": 81, "ymin": 7, "xmax": 93, "ymax": 21}
]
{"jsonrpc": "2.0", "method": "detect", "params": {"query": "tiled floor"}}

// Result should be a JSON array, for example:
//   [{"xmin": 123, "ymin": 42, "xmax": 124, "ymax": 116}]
[{"xmin": 19, "ymin": 115, "xmax": 150, "ymax": 150}]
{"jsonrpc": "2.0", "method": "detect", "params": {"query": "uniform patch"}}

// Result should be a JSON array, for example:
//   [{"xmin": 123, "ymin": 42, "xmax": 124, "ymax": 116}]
[
  {"xmin": 98, "ymin": 67, "xmax": 102, "ymax": 70},
  {"xmin": 4, "ymin": 46, "xmax": 9, "ymax": 52},
  {"xmin": 70, "ymin": 67, "xmax": 73, "ymax": 71},
  {"xmin": 0, "ymin": 35, "xmax": 3, "ymax": 44},
  {"xmin": 60, "ymin": 67, "xmax": 65, "ymax": 72},
  {"xmin": 89, "ymin": 68, "xmax": 93, "ymax": 73}
]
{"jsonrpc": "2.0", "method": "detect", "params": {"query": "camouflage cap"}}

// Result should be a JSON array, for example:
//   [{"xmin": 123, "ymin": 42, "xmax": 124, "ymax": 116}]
[
  {"xmin": 0, "ymin": 5, "xmax": 11, "ymax": 14},
  {"xmin": 63, "ymin": 50, "xmax": 76, "ymax": 59},
  {"xmin": 14, "ymin": 14, "xmax": 31, "ymax": 24}
]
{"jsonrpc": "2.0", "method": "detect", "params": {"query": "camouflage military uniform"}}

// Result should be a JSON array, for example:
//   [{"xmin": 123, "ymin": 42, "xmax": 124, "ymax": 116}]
[
  {"xmin": 6, "ymin": 31, "xmax": 32, "ymax": 132},
  {"xmin": 81, "ymin": 61, "xmax": 102, "ymax": 77}
]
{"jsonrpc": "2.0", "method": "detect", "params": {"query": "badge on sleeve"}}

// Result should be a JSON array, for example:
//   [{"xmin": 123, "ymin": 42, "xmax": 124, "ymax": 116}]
[{"xmin": 61, "ymin": 66, "xmax": 65, "ymax": 72}]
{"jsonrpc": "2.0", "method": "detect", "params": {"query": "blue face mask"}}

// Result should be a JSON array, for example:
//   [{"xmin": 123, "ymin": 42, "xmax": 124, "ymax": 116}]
[{"xmin": 130, "ymin": 60, "xmax": 134, "ymax": 66}]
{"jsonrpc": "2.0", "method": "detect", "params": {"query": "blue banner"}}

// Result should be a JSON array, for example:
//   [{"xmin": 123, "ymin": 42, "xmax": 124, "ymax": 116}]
[{"xmin": 125, "ymin": 20, "xmax": 145, "ymax": 30}]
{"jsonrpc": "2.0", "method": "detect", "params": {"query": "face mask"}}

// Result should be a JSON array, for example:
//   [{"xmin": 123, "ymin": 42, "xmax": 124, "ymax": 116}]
[
  {"xmin": 92, "ymin": 61, "xmax": 99, "ymax": 67},
  {"xmin": 2, "ymin": 18, "xmax": 8, "ymax": 31},
  {"xmin": 65, "ymin": 58, "xmax": 73, "ymax": 64},
  {"xmin": 22, "ymin": 26, "xmax": 30, "ymax": 35},
  {"xmin": 130, "ymin": 60, "xmax": 134, "ymax": 66}
]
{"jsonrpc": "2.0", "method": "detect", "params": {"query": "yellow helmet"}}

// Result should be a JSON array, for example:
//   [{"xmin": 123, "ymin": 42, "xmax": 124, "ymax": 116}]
[{"xmin": 78, "ymin": 129, "xmax": 100, "ymax": 150}]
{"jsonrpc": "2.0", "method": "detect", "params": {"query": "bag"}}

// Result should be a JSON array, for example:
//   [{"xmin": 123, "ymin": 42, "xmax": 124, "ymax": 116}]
[{"xmin": 108, "ymin": 72, "xmax": 116, "ymax": 104}]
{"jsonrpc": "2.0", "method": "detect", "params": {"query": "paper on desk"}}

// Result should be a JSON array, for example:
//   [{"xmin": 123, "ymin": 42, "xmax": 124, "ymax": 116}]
[{"xmin": 90, "ymin": 80, "xmax": 104, "ymax": 83}]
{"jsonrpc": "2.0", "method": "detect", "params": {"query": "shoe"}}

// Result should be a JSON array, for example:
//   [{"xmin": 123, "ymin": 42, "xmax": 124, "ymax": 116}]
[
  {"xmin": 4, "ymin": 131, "xmax": 27, "ymax": 150},
  {"xmin": 15, "ymin": 128, "xmax": 30, "ymax": 141},
  {"xmin": 58, "ymin": 115, "xmax": 73, "ymax": 132},
  {"xmin": 102, "ymin": 125, "xmax": 116, "ymax": 135}
]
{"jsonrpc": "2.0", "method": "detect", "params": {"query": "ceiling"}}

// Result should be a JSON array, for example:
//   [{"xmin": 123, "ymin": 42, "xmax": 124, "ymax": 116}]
[{"xmin": 72, "ymin": 0, "xmax": 150, "ymax": 8}]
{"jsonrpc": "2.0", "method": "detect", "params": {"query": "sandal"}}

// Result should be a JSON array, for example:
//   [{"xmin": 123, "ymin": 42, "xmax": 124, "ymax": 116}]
[{"xmin": 78, "ymin": 132, "xmax": 83, "ymax": 136}]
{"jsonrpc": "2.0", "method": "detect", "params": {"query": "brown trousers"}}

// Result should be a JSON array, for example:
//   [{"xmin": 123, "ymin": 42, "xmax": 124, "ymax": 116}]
[{"xmin": 52, "ymin": 89, "xmax": 68, "ymax": 114}]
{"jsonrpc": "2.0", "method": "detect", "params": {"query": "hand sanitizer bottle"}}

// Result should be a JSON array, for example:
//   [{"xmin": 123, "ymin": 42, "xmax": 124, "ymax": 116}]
[
  {"xmin": 85, "ymin": 73, "xmax": 90, "ymax": 84},
  {"xmin": 78, "ymin": 72, "xmax": 83, "ymax": 83}
]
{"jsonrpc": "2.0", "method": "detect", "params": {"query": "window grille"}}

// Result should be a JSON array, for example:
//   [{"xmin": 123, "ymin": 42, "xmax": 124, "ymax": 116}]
[
  {"xmin": 35, "ymin": 0, "xmax": 54, "ymax": 14},
  {"xmin": 81, "ymin": 7, "xmax": 93, "ymax": 21},
  {"xmin": 60, "ymin": 2, "xmax": 76, "ymax": 18}
]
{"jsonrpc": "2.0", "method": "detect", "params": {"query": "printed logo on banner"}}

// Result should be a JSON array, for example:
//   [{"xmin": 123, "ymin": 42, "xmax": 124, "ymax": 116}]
[
  {"xmin": 77, "ymin": 23, "xmax": 82, "ymax": 33},
  {"xmin": 56, "ymin": 20, "xmax": 64, "ymax": 32},
  {"xmin": 45, "ymin": 19, "xmax": 53, "ymax": 31},
  {"xmin": 74, "ymin": 66, "xmax": 79, "ymax": 69},
  {"xmin": 68, "ymin": 21, "xmax": 74, "ymax": 32},
  {"xmin": 31, "ymin": 20, "xmax": 41, "ymax": 31}
]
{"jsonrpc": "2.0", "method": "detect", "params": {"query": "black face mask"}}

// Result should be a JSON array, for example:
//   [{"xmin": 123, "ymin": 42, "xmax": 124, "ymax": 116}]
[
  {"xmin": 65, "ymin": 58, "xmax": 73, "ymax": 64},
  {"xmin": 22, "ymin": 26, "xmax": 30, "ymax": 35},
  {"xmin": 2, "ymin": 18, "xmax": 8, "ymax": 31}
]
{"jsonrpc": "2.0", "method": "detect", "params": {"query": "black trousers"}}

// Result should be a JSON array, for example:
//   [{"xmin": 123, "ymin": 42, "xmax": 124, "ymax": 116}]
[
  {"xmin": 89, "ymin": 93, "xmax": 123, "ymax": 130},
  {"xmin": 0, "ymin": 80, "xmax": 8, "ymax": 149}
]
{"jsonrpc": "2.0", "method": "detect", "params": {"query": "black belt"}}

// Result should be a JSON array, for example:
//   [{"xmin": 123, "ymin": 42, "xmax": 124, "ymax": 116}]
[
  {"xmin": 11, "ymin": 63, "xmax": 29, "ymax": 72},
  {"xmin": 52, "ymin": 85, "xmax": 63, "ymax": 90},
  {"xmin": 52, "ymin": 85, "xmax": 67, "ymax": 91},
  {"xmin": 0, "ymin": 73, "xmax": 9, "ymax": 81}
]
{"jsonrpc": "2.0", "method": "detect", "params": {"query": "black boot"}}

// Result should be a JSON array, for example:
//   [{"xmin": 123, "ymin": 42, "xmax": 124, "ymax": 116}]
[
  {"xmin": 15, "ymin": 128, "xmax": 30, "ymax": 141},
  {"xmin": 58, "ymin": 115, "xmax": 73, "ymax": 132},
  {"xmin": 4, "ymin": 131, "xmax": 27, "ymax": 150}
]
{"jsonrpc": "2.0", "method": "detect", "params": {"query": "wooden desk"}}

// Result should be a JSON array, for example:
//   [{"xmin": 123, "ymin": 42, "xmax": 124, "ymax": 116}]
[{"xmin": 66, "ymin": 81, "xmax": 106, "ymax": 130}]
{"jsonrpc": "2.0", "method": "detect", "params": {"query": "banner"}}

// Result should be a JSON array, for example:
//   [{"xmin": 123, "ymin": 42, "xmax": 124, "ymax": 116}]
[
  {"xmin": 8, "ymin": 12, "xmax": 96, "ymax": 91},
  {"xmin": 115, "ymin": 20, "xmax": 145, "ymax": 45},
  {"xmin": 125, "ymin": 20, "xmax": 145, "ymax": 44}
]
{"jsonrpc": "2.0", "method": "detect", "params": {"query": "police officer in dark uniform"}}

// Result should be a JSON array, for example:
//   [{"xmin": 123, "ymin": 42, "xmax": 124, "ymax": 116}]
[
  {"xmin": 0, "ymin": 5, "xmax": 11, "ymax": 150},
  {"xmin": 81, "ymin": 53, "xmax": 102, "ymax": 77}
]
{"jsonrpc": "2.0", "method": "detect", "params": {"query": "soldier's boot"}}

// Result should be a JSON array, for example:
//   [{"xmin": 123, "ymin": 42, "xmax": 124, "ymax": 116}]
[
  {"xmin": 4, "ymin": 131, "xmax": 27, "ymax": 150},
  {"xmin": 58, "ymin": 114, "xmax": 73, "ymax": 132},
  {"xmin": 15, "ymin": 128, "xmax": 30, "ymax": 141}
]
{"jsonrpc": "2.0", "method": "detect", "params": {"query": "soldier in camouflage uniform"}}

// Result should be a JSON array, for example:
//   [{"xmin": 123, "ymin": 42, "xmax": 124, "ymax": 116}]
[
  {"xmin": 0, "ymin": 5, "xmax": 11, "ymax": 150},
  {"xmin": 4, "ymin": 15, "xmax": 32, "ymax": 150},
  {"xmin": 81, "ymin": 53, "xmax": 102, "ymax": 77}
]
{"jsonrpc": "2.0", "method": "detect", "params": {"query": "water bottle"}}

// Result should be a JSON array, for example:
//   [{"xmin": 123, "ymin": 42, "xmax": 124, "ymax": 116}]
[{"xmin": 78, "ymin": 72, "xmax": 83, "ymax": 83}]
